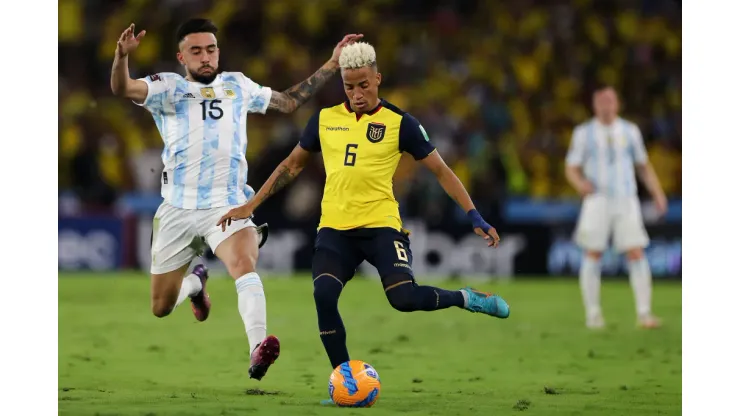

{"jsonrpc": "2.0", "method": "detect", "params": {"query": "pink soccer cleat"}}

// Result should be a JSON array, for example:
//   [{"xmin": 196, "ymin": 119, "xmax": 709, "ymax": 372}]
[
  {"xmin": 190, "ymin": 265, "xmax": 211, "ymax": 322},
  {"xmin": 638, "ymin": 314, "xmax": 662, "ymax": 329},
  {"xmin": 248, "ymin": 335, "xmax": 281, "ymax": 381}
]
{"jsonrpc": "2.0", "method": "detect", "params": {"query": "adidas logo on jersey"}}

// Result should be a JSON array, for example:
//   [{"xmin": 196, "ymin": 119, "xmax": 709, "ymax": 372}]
[{"xmin": 183, "ymin": 93, "xmax": 196, "ymax": 99}]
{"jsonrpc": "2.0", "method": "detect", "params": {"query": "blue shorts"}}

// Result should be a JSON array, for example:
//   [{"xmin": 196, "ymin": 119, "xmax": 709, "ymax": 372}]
[{"xmin": 313, "ymin": 227, "xmax": 413, "ymax": 283}]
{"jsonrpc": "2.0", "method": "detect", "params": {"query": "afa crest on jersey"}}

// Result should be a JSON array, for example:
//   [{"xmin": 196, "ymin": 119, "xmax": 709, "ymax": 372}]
[{"xmin": 200, "ymin": 87, "xmax": 216, "ymax": 99}]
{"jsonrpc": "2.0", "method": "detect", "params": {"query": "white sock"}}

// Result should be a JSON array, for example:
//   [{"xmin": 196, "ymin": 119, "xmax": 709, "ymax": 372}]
[
  {"xmin": 628, "ymin": 257, "xmax": 653, "ymax": 317},
  {"xmin": 460, "ymin": 290, "xmax": 469, "ymax": 308},
  {"xmin": 235, "ymin": 272, "xmax": 267, "ymax": 352},
  {"xmin": 579, "ymin": 256, "xmax": 602, "ymax": 319},
  {"xmin": 175, "ymin": 273, "xmax": 203, "ymax": 307}
]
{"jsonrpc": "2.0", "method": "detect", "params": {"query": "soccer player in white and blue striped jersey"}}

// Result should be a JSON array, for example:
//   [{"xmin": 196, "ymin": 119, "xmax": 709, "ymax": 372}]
[
  {"xmin": 111, "ymin": 18, "xmax": 362, "ymax": 380},
  {"xmin": 565, "ymin": 86, "xmax": 668, "ymax": 330}
]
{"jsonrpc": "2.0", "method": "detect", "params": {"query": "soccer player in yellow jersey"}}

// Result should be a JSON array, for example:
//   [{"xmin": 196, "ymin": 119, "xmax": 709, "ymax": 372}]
[{"xmin": 218, "ymin": 42, "xmax": 510, "ymax": 372}]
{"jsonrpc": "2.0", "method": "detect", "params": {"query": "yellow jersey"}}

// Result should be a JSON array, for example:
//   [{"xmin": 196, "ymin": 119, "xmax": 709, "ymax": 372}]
[{"xmin": 299, "ymin": 100, "xmax": 435, "ymax": 231}]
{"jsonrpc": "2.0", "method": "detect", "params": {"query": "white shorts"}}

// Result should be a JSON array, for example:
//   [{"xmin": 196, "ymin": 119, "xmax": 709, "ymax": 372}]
[
  {"xmin": 150, "ymin": 202, "xmax": 256, "ymax": 274},
  {"xmin": 574, "ymin": 194, "xmax": 649, "ymax": 253}
]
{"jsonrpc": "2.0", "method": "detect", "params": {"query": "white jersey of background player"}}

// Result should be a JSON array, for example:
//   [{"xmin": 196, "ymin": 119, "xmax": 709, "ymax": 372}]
[
  {"xmin": 565, "ymin": 86, "xmax": 667, "ymax": 330},
  {"xmin": 110, "ymin": 18, "xmax": 363, "ymax": 380}
]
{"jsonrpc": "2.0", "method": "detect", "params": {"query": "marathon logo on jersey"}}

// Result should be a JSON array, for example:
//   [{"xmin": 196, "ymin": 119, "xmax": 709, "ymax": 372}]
[
  {"xmin": 366, "ymin": 122, "xmax": 386, "ymax": 143},
  {"xmin": 149, "ymin": 74, "xmax": 162, "ymax": 82},
  {"xmin": 326, "ymin": 126, "xmax": 350, "ymax": 132},
  {"xmin": 200, "ymin": 87, "xmax": 216, "ymax": 99}
]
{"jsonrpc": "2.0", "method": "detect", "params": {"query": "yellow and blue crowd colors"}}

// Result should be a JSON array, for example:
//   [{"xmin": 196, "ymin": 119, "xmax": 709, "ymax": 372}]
[{"xmin": 329, "ymin": 360, "xmax": 381, "ymax": 407}]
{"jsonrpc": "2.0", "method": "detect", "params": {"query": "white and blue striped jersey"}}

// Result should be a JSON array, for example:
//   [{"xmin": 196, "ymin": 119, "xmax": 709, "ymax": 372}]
[
  {"xmin": 566, "ymin": 117, "xmax": 648, "ymax": 197},
  {"xmin": 135, "ymin": 71, "xmax": 272, "ymax": 209}
]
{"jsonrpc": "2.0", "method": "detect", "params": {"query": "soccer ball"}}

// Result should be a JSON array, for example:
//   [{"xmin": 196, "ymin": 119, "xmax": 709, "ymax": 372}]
[{"xmin": 328, "ymin": 360, "xmax": 381, "ymax": 407}]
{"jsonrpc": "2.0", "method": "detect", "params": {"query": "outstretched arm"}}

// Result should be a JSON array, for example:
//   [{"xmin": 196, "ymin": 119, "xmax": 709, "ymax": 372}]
[
  {"xmin": 267, "ymin": 34, "xmax": 363, "ymax": 113},
  {"xmin": 399, "ymin": 113, "xmax": 499, "ymax": 247},
  {"xmin": 420, "ymin": 152, "xmax": 500, "ymax": 247},
  {"xmin": 420, "ymin": 151, "xmax": 476, "ymax": 213},
  {"xmin": 268, "ymin": 63, "xmax": 338, "ymax": 113},
  {"xmin": 253, "ymin": 145, "xmax": 312, "ymax": 210},
  {"xmin": 217, "ymin": 144, "xmax": 312, "ymax": 230}
]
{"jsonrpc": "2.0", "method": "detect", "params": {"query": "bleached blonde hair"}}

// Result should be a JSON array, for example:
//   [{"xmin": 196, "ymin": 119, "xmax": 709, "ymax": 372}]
[{"xmin": 338, "ymin": 42, "xmax": 377, "ymax": 70}]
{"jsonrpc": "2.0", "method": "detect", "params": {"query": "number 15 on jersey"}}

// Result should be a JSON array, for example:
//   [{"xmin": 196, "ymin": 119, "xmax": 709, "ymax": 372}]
[{"xmin": 200, "ymin": 100, "xmax": 223, "ymax": 120}]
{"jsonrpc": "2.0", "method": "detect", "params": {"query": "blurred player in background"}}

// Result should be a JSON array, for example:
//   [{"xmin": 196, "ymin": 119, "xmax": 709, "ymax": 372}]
[
  {"xmin": 565, "ymin": 86, "xmax": 667, "ymax": 329},
  {"xmin": 218, "ymin": 42, "xmax": 510, "ymax": 388},
  {"xmin": 110, "ymin": 17, "xmax": 362, "ymax": 380}
]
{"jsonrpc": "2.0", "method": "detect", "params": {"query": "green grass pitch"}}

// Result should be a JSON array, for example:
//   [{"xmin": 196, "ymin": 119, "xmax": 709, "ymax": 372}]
[{"xmin": 59, "ymin": 273, "xmax": 681, "ymax": 415}]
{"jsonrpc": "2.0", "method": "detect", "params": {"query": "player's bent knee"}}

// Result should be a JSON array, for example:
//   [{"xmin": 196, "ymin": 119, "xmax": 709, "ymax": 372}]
[
  {"xmin": 387, "ymin": 296, "xmax": 416, "ymax": 313},
  {"xmin": 214, "ymin": 228, "xmax": 259, "ymax": 279},
  {"xmin": 625, "ymin": 248, "xmax": 644, "ymax": 261},
  {"xmin": 586, "ymin": 251, "xmax": 603, "ymax": 260},
  {"xmin": 384, "ymin": 280, "xmax": 417, "ymax": 313},
  {"xmin": 150, "ymin": 268, "xmax": 188, "ymax": 318},
  {"xmin": 313, "ymin": 274, "xmax": 343, "ymax": 307},
  {"xmin": 151, "ymin": 287, "xmax": 177, "ymax": 317},
  {"xmin": 152, "ymin": 306, "xmax": 171, "ymax": 318},
  {"xmin": 151, "ymin": 296, "xmax": 175, "ymax": 318},
  {"xmin": 226, "ymin": 255, "xmax": 257, "ymax": 279}
]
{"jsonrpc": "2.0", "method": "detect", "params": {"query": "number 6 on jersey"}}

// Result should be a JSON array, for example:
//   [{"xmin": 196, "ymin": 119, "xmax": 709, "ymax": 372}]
[{"xmin": 344, "ymin": 143, "xmax": 358, "ymax": 166}]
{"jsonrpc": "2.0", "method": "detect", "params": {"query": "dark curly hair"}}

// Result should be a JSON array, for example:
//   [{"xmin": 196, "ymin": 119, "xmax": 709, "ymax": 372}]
[{"xmin": 175, "ymin": 18, "xmax": 218, "ymax": 44}]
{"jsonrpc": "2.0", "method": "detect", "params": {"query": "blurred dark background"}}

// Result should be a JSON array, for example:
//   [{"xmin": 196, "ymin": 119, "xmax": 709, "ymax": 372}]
[{"xmin": 58, "ymin": 0, "xmax": 681, "ymax": 279}]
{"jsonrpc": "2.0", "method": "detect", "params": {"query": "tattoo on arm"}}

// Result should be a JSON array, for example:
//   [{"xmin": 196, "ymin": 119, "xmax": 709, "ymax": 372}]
[
  {"xmin": 268, "ymin": 66, "xmax": 337, "ymax": 113},
  {"xmin": 253, "ymin": 144, "xmax": 311, "ymax": 208},
  {"xmin": 267, "ymin": 92, "xmax": 293, "ymax": 113},
  {"xmin": 268, "ymin": 166, "xmax": 298, "ymax": 196},
  {"xmin": 254, "ymin": 165, "xmax": 301, "ymax": 207}
]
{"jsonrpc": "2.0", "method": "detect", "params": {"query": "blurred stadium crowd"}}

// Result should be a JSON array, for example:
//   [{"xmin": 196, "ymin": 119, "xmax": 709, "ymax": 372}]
[{"xmin": 58, "ymin": 0, "xmax": 681, "ymax": 225}]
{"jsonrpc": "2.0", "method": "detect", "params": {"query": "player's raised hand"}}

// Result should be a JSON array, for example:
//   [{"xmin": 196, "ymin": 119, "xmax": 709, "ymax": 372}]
[
  {"xmin": 474, "ymin": 226, "xmax": 501, "ymax": 248},
  {"xmin": 467, "ymin": 209, "xmax": 500, "ymax": 248},
  {"xmin": 217, "ymin": 204, "xmax": 255, "ymax": 232},
  {"xmin": 116, "ymin": 23, "xmax": 146, "ymax": 58},
  {"xmin": 329, "ymin": 34, "xmax": 365, "ymax": 66}
]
